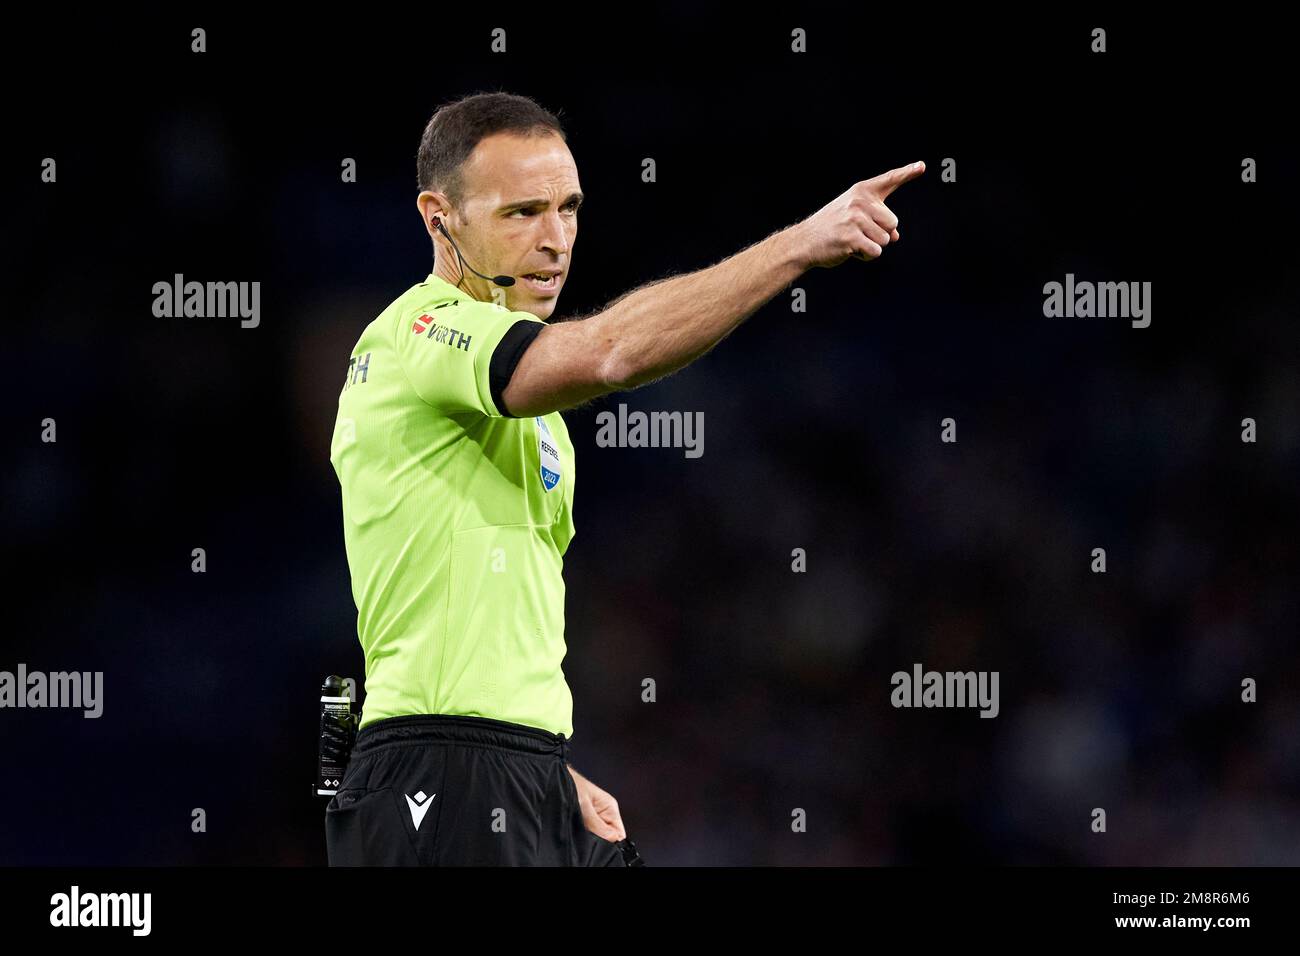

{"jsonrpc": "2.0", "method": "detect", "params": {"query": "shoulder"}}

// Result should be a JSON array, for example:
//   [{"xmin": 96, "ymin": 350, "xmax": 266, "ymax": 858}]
[
  {"xmin": 389, "ymin": 280, "xmax": 460, "ymax": 333},
  {"xmin": 400, "ymin": 288, "xmax": 543, "ymax": 338}
]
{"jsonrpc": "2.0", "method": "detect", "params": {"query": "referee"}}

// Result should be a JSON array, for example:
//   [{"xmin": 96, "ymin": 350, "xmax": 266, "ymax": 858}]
[{"xmin": 326, "ymin": 91, "xmax": 923, "ymax": 866}]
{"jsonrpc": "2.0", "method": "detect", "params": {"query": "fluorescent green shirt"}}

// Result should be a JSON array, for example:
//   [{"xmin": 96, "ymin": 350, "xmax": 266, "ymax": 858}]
[{"xmin": 330, "ymin": 274, "xmax": 577, "ymax": 736}]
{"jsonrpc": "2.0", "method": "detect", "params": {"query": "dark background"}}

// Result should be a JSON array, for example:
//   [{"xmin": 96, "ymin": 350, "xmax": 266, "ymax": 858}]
[{"xmin": 3, "ymin": 10, "xmax": 1297, "ymax": 865}]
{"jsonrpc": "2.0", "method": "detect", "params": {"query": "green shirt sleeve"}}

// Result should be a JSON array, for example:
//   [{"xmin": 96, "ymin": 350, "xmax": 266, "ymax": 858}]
[{"xmin": 395, "ymin": 299, "xmax": 541, "ymax": 417}]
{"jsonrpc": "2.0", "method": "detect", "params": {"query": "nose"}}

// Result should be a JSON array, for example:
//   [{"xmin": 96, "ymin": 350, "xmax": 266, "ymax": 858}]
[{"xmin": 538, "ymin": 210, "xmax": 570, "ymax": 257}]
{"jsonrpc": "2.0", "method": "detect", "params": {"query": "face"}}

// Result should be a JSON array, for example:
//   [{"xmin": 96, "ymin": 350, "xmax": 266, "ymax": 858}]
[{"xmin": 420, "ymin": 131, "xmax": 581, "ymax": 321}]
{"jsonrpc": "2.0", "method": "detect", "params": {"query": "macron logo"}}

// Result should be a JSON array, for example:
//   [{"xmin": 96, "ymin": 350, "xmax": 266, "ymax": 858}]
[{"xmin": 406, "ymin": 790, "xmax": 436, "ymax": 830}]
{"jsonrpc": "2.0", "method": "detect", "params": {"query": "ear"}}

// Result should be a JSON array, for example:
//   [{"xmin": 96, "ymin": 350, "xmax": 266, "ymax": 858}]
[{"xmin": 417, "ymin": 191, "xmax": 450, "ymax": 240}]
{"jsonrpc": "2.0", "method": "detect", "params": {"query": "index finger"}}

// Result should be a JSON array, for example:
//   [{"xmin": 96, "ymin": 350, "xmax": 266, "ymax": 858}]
[{"xmin": 865, "ymin": 160, "xmax": 926, "ymax": 199}]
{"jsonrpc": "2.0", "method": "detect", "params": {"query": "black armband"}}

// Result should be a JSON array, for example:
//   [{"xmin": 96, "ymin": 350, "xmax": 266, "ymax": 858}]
[{"xmin": 489, "ymin": 319, "xmax": 545, "ymax": 416}]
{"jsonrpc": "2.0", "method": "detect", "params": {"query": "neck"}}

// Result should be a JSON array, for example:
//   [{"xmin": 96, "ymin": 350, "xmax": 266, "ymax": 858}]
[{"xmin": 432, "ymin": 257, "xmax": 492, "ymax": 303}]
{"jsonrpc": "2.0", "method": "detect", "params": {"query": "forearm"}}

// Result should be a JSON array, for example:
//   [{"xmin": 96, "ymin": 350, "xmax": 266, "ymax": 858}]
[
  {"xmin": 505, "ymin": 163, "xmax": 921, "ymax": 417},
  {"xmin": 592, "ymin": 223, "xmax": 809, "ymax": 390}
]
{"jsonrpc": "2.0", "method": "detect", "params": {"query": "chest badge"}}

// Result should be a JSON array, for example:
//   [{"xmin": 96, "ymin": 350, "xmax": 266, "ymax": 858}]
[{"xmin": 536, "ymin": 416, "xmax": 562, "ymax": 492}]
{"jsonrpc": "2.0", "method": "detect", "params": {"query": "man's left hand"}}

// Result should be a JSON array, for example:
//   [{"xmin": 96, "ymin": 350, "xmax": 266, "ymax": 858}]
[{"xmin": 567, "ymin": 765, "xmax": 626, "ymax": 842}]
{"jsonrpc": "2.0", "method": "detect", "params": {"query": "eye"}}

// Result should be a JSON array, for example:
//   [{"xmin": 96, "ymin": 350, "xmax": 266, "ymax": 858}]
[{"xmin": 508, "ymin": 208, "xmax": 537, "ymax": 218}]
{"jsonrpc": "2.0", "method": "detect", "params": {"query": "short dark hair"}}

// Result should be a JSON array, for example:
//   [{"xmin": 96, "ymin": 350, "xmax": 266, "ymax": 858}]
[{"xmin": 416, "ymin": 91, "xmax": 566, "ymax": 205}]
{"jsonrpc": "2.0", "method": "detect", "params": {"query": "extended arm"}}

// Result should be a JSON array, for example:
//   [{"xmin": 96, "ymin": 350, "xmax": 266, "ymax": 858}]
[{"xmin": 500, "ymin": 161, "xmax": 925, "ymax": 418}]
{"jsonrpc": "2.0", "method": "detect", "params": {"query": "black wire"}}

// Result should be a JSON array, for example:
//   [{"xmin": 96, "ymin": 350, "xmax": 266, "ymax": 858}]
[
  {"xmin": 437, "ymin": 220, "xmax": 471, "ymax": 293},
  {"xmin": 451, "ymin": 242, "xmax": 470, "ymax": 293}
]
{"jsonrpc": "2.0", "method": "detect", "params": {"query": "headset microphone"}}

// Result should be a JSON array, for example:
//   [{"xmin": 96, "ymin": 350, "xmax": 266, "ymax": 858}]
[{"xmin": 433, "ymin": 218, "xmax": 516, "ymax": 287}]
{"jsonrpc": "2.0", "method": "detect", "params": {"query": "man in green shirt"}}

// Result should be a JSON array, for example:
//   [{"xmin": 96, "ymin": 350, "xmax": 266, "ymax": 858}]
[{"xmin": 326, "ymin": 91, "xmax": 924, "ymax": 866}]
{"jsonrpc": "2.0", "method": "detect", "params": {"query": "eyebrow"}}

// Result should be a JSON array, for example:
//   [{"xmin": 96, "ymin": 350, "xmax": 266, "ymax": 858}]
[{"xmin": 498, "ymin": 192, "xmax": 584, "ymax": 214}]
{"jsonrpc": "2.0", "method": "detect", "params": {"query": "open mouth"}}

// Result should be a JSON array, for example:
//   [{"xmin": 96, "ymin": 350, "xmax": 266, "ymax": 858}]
[{"xmin": 521, "ymin": 271, "xmax": 561, "ymax": 292}]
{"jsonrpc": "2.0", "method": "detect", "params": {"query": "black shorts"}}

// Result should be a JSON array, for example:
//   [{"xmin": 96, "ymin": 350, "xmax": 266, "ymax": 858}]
[{"xmin": 324, "ymin": 713, "xmax": 625, "ymax": 866}]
